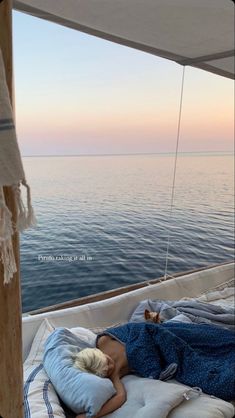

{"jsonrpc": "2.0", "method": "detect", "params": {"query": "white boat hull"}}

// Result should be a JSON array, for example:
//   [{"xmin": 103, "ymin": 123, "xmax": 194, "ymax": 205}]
[{"xmin": 22, "ymin": 262, "xmax": 234, "ymax": 361}]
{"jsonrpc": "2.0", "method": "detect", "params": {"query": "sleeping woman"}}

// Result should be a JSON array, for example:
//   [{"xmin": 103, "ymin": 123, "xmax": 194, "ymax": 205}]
[{"xmin": 74, "ymin": 321, "xmax": 235, "ymax": 418}]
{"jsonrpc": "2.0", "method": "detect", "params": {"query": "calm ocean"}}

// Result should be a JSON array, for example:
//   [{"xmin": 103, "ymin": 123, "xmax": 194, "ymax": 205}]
[{"xmin": 21, "ymin": 154, "xmax": 234, "ymax": 312}]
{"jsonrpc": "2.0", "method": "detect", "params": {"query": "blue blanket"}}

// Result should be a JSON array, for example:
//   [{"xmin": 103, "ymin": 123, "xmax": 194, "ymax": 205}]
[{"xmin": 100, "ymin": 322, "xmax": 235, "ymax": 401}]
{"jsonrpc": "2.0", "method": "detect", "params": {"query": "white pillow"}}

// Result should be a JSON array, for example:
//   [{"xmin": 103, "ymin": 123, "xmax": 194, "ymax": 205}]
[
  {"xmin": 70, "ymin": 325, "xmax": 97, "ymax": 345},
  {"xmin": 105, "ymin": 376, "xmax": 235, "ymax": 418},
  {"xmin": 24, "ymin": 319, "xmax": 66, "ymax": 418},
  {"xmin": 43, "ymin": 327, "xmax": 116, "ymax": 416},
  {"xmin": 169, "ymin": 394, "xmax": 235, "ymax": 418}
]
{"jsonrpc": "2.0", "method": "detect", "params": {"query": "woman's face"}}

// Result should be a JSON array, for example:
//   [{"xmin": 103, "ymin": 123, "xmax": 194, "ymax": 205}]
[{"xmin": 105, "ymin": 354, "xmax": 115, "ymax": 377}]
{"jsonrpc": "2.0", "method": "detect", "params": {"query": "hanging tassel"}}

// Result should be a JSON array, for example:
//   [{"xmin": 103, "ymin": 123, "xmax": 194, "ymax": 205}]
[
  {"xmin": 0, "ymin": 187, "xmax": 17, "ymax": 284},
  {"xmin": 13, "ymin": 180, "xmax": 36, "ymax": 231},
  {"xmin": 0, "ymin": 183, "xmax": 36, "ymax": 284},
  {"xmin": 12, "ymin": 183, "xmax": 27, "ymax": 231},
  {"xmin": 22, "ymin": 179, "xmax": 37, "ymax": 227},
  {"xmin": 0, "ymin": 188, "xmax": 14, "ymax": 241},
  {"xmin": 0, "ymin": 238, "xmax": 17, "ymax": 284}
]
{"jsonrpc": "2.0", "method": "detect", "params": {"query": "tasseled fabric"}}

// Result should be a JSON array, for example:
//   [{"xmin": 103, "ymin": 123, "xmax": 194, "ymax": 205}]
[
  {"xmin": 0, "ymin": 48, "xmax": 36, "ymax": 284},
  {"xmin": 13, "ymin": 180, "xmax": 37, "ymax": 232},
  {"xmin": 0, "ymin": 183, "xmax": 36, "ymax": 284},
  {"xmin": 0, "ymin": 187, "xmax": 16, "ymax": 284}
]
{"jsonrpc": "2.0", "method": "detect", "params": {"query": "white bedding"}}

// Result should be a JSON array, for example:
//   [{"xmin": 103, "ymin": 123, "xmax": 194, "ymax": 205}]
[
  {"xmin": 22, "ymin": 264, "xmax": 235, "ymax": 418},
  {"xmin": 24, "ymin": 318, "xmax": 235, "ymax": 418},
  {"xmin": 196, "ymin": 285, "xmax": 235, "ymax": 309},
  {"xmin": 107, "ymin": 285, "xmax": 235, "ymax": 418}
]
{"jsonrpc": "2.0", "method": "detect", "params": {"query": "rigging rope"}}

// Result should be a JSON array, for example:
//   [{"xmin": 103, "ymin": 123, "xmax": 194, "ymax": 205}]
[{"xmin": 163, "ymin": 66, "xmax": 186, "ymax": 279}]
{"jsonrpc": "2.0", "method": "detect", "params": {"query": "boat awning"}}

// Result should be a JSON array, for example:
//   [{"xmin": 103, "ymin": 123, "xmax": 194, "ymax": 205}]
[{"xmin": 13, "ymin": 0, "xmax": 234, "ymax": 80}]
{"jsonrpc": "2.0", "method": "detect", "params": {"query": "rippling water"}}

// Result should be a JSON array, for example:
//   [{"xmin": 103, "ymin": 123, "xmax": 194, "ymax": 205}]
[{"xmin": 21, "ymin": 154, "xmax": 234, "ymax": 312}]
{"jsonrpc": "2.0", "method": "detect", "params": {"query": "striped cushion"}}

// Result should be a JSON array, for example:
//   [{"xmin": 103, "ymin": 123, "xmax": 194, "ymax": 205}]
[
  {"xmin": 24, "ymin": 364, "xmax": 65, "ymax": 418},
  {"xmin": 23, "ymin": 319, "xmax": 65, "ymax": 418}
]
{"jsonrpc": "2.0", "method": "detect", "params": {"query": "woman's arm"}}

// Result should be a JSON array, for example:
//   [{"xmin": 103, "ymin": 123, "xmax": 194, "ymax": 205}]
[
  {"xmin": 95, "ymin": 373, "xmax": 126, "ymax": 417},
  {"xmin": 76, "ymin": 373, "xmax": 126, "ymax": 418}
]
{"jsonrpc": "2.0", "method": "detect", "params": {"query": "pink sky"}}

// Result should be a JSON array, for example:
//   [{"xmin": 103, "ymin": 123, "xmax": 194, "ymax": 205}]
[{"xmin": 13, "ymin": 12, "xmax": 234, "ymax": 156}]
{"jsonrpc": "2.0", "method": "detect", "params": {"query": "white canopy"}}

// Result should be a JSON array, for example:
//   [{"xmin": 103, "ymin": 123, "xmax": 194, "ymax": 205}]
[{"xmin": 13, "ymin": 0, "xmax": 234, "ymax": 79}]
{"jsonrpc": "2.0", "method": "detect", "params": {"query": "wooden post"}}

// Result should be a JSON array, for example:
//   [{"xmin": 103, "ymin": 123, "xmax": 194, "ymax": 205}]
[{"xmin": 0, "ymin": 1, "xmax": 24, "ymax": 417}]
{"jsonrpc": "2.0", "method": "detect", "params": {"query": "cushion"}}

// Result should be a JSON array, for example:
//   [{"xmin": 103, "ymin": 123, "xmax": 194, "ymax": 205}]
[
  {"xmin": 24, "ymin": 319, "xmax": 66, "ymax": 418},
  {"xmin": 43, "ymin": 327, "xmax": 116, "ymax": 417},
  {"xmin": 24, "ymin": 319, "xmax": 55, "ymax": 368},
  {"xmin": 104, "ymin": 376, "xmax": 235, "ymax": 418},
  {"xmin": 24, "ymin": 364, "xmax": 66, "ymax": 418}
]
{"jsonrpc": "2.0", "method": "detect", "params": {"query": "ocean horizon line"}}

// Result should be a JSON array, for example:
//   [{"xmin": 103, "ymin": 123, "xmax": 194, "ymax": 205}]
[{"xmin": 22, "ymin": 150, "xmax": 234, "ymax": 158}]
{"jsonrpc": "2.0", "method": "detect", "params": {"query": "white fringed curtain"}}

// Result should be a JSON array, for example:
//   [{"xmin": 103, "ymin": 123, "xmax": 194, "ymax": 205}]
[{"xmin": 0, "ymin": 49, "xmax": 35, "ymax": 284}]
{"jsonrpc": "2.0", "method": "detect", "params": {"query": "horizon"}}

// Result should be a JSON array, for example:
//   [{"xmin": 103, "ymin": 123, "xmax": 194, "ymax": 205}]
[{"xmin": 22, "ymin": 150, "xmax": 234, "ymax": 158}]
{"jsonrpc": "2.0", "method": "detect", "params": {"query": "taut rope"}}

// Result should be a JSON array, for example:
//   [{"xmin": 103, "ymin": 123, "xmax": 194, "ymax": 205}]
[{"xmin": 163, "ymin": 66, "xmax": 186, "ymax": 279}]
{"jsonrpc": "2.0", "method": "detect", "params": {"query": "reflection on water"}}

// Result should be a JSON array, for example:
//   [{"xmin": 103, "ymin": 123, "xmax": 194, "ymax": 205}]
[{"xmin": 21, "ymin": 154, "xmax": 234, "ymax": 312}]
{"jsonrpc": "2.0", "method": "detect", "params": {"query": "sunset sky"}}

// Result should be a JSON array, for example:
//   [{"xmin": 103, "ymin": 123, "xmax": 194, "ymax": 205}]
[{"xmin": 13, "ymin": 11, "xmax": 234, "ymax": 156}]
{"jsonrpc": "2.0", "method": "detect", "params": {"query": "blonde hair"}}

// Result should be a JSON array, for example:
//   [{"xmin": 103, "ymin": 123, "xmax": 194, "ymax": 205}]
[{"xmin": 74, "ymin": 348, "xmax": 108, "ymax": 377}]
